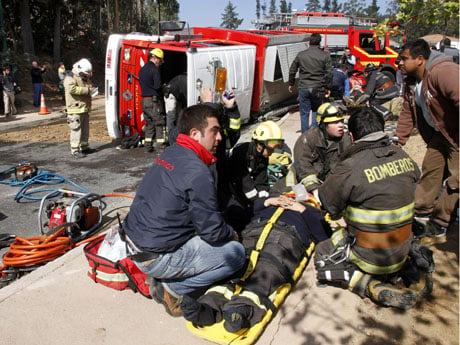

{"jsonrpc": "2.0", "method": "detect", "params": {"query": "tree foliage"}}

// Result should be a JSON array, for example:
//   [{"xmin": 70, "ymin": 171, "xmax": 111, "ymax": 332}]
[
  {"xmin": 305, "ymin": 0, "xmax": 321, "ymax": 12},
  {"xmin": 342, "ymin": 0, "xmax": 366, "ymax": 17},
  {"xmin": 280, "ymin": 0, "xmax": 288, "ymax": 13},
  {"xmin": 331, "ymin": 0, "xmax": 341, "ymax": 13},
  {"xmin": 374, "ymin": 0, "xmax": 459, "ymax": 40},
  {"xmin": 269, "ymin": 0, "xmax": 276, "ymax": 14},
  {"xmin": 220, "ymin": 1, "xmax": 243, "ymax": 30},
  {"xmin": 1, "ymin": 0, "xmax": 179, "ymax": 65}
]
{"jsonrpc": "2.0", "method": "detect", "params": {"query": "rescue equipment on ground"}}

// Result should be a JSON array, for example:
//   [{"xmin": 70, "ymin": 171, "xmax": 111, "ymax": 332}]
[
  {"xmin": 0, "ymin": 227, "xmax": 74, "ymax": 288},
  {"xmin": 15, "ymin": 162, "xmax": 38, "ymax": 181},
  {"xmin": 39, "ymin": 190, "xmax": 104, "ymax": 242},
  {"xmin": 84, "ymin": 224, "xmax": 151, "ymax": 298}
]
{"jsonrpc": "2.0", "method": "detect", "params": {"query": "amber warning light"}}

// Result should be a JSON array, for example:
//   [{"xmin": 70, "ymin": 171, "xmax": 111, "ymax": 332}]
[{"xmin": 215, "ymin": 68, "xmax": 227, "ymax": 92}]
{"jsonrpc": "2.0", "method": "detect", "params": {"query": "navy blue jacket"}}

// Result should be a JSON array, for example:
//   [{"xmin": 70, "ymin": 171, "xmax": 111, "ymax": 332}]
[
  {"xmin": 139, "ymin": 61, "xmax": 161, "ymax": 97},
  {"xmin": 123, "ymin": 143, "xmax": 235, "ymax": 254}
]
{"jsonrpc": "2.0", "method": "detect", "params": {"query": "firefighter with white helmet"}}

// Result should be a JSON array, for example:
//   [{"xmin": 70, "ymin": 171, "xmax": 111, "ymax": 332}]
[
  {"xmin": 138, "ymin": 47, "xmax": 166, "ymax": 153},
  {"xmin": 64, "ymin": 58, "xmax": 96, "ymax": 158},
  {"xmin": 227, "ymin": 120, "xmax": 284, "ymax": 230}
]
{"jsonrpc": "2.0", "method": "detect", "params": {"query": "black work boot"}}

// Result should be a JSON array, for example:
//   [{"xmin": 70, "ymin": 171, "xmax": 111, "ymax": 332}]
[
  {"xmin": 72, "ymin": 151, "xmax": 87, "ymax": 159},
  {"xmin": 144, "ymin": 144, "xmax": 154, "ymax": 153},
  {"xmin": 367, "ymin": 279, "xmax": 418, "ymax": 310},
  {"xmin": 419, "ymin": 220, "xmax": 447, "ymax": 245}
]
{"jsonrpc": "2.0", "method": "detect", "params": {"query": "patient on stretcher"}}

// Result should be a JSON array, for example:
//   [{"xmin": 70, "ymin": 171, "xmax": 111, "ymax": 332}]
[{"xmin": 181, "ymin": 196, "xmax": 331, "ymax": 332}]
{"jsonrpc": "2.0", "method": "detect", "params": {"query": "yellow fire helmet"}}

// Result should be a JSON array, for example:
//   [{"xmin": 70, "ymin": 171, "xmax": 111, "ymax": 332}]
[
  {"xmin": 316, "ymin": 102, "xmax": 345, "ymax": 124},
  {"xmin": 149, "ymin": 48, "xmax": 164, "ymax": 60},
  {"xmin": 252, "ymin": 120, "xmax": 284, "ymax": 150}
]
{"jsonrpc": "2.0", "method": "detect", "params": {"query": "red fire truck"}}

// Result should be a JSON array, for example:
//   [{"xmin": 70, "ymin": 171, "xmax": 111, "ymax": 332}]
[
  {"xmin": 255, "ymin": 12, "xmax": 401, "ymax": 79},
  {"xmin": 105, "ymin": 23, "xmax": 310, "ymax": 139}
]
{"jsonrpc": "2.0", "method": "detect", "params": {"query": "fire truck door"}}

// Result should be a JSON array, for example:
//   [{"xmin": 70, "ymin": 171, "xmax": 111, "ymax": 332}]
[{"xmin": 186, "ymin": 45, "xmax": 256, "ymax": 124}]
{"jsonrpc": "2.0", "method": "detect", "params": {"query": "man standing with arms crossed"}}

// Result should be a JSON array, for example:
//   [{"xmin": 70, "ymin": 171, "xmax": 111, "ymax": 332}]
[
  {"xmin": 395, "ymin": 39, "xmax": 459, "ymax": 243},
  {"xmin": 288, "ymin": 33, "xmax": 333, "ymax": 133},
  {"xmin": 139, "ymin": 48, "xmax": 166, "ymax": 153}
]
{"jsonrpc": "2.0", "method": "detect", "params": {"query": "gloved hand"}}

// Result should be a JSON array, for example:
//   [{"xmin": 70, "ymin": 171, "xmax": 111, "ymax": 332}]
[{"xmin": 356, "ymin": 93, "xmax": 370, "ymax": 105}]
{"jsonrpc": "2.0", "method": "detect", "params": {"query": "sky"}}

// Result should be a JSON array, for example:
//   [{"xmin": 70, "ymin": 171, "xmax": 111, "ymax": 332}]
[{"xmin": 176, "ymin": 1, "xmax": 312, "ymax": 30}]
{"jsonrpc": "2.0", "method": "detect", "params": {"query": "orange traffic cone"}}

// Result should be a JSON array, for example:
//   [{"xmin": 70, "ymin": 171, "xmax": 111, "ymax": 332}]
[{"xmin": 38, "ymin": 93, "xmax": 50, "ymax": 115}]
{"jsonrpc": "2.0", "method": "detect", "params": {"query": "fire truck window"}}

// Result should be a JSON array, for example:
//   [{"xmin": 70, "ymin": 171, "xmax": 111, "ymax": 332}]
[{"xmin": 361, "ymin": 38, "xmax": 372, "ymax": 49}]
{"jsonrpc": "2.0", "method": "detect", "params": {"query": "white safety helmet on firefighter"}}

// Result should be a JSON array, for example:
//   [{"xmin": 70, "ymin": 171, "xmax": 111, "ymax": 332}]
[
  {"xmin": 149, "ymin": 48, "xmax": 164, "ymax": 61},
  {"xmin": 73, "ymin": 58, "xmax": 92, "ymax": 77},
  {"xmin": 252, "ymin": 120, "xmax": 284, "ymax": 150},
  {"xmin": 316, "ymin": 102, "xmax": 345, "ymax": 124}
]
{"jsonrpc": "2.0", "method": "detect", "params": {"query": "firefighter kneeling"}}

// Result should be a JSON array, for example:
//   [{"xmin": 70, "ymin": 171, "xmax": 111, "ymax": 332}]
[{"xmin": 314, "ymin": 107, "xmax": 434, "ymax": 310}]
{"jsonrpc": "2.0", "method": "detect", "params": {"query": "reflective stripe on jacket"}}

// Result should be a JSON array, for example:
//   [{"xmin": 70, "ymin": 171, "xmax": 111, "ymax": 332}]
[
  {"xmin": 319, "ymin": 133, "xmax": 421, "ymax": 274},
  {"xmin": 64, "ymin": 71, "xmax": 92, "ymax": 114}
]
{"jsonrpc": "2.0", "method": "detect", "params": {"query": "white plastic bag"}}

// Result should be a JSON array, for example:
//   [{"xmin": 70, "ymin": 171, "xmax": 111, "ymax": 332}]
[{"xmin": 97, "ymin": 225, "xmax": 127, "ymax": 261}]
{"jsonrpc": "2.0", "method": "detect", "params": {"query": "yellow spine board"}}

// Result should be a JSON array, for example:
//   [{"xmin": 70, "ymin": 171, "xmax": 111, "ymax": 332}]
[{"xmin": 186, "ymin": 241, "xmax": 316, "ymax": 345}]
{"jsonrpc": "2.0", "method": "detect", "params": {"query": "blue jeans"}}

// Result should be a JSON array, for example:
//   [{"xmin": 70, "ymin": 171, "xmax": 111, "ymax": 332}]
[
  {"xmin": 33, "ymin": 83, "xmax": 42, "ymax": 106},
  {"xmin": 135, "ymin": 236, "xmax": 245, "ymax": 296},
  {"xmin": 299, "ymin": 88, "xmax": 323, "ymax": 133}
]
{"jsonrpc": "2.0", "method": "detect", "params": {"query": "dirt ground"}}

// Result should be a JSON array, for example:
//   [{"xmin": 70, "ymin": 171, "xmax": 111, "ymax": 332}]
[{"xmin": 0, "ymin": 97, "xmax": 458, "ymax": 344}]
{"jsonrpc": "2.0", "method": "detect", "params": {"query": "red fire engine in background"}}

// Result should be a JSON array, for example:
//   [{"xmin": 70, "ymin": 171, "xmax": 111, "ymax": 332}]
[{"xmin": 255, "ymin": 11, "xmax": 403, "ymax": 80}]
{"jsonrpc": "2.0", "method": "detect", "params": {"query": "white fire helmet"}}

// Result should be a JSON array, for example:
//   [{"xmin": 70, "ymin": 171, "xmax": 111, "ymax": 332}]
[{"xmin": 73, "ymin": 58, "xmax": 92, "ymax": 77}]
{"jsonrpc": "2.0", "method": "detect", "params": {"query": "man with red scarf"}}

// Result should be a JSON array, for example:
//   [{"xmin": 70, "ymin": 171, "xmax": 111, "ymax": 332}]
[{"xmin": 122, "ymin": 104, "xmax": 245, "ymax": 317}]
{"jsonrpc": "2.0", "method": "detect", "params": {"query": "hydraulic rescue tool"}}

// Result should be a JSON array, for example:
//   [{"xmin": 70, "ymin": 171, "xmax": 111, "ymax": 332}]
[{"xmin": 39, "ymin": 190, "xmax": 105, "ymax": 242}]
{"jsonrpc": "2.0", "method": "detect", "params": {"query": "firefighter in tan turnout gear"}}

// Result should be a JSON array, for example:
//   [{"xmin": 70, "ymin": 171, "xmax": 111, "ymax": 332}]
[
  {"xmin": 64, "ymin": 58, "xmax": 96, "ymax": 158},
  {"xmin": 314, "ymin": 107, "xmax": 434, "ymax": 310}
]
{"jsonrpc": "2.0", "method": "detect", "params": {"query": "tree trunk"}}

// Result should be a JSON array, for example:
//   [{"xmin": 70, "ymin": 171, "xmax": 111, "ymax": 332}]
[
  {"xmin": 106, "ymin": 0, "xmax": 113, "ymax": 32},
  {"xmin": 53, "ymin": 3, "xmax": 62, "ymax": 63},
  {"xmin": 19, "ymin": 0, "xmax": 35, "ymax": 56},
  {"xmin": 114, "ymin": 0, "xmax": 119, "ymax": 32},
  {"xmin": 136, "ymin": 0, "xmax": 142, "ymax": 31}
]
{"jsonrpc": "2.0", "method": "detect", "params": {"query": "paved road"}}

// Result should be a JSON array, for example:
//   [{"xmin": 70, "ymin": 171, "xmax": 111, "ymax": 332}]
[{"xmin": 0, "ymin": 139, "xmax": 152, "ymax": 251}]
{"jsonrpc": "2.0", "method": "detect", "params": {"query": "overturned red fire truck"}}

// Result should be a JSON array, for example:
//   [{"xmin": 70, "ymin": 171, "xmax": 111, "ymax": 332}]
[{"xmin": 105, "ymin": 22, "xmax": 310, "ymax": 139}]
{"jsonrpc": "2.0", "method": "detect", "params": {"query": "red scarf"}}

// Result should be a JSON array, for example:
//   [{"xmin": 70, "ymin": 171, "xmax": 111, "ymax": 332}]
[{"xmin": 176, "ymin": 134, "xmax": 217, "ymax": 166}]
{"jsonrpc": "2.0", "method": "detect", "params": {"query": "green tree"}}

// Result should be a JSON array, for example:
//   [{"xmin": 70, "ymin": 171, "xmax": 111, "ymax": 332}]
[
  {"xmin": 287, "ymin": 2, "xmax": 292, "ymax": 12},
  {"xmin": 269, "ymin": 0, "xmax": 276, "ymax": 14},
  {"xmin": 305, "ymin": 0, "xmax": 321, "ymax": 12},
  {"xmin": 374, "ymin": 0, "xmax": 459, "ymax": 40},
  {"xmin": 256, "ymin": 0, "xmax": 261, "ymax": 19},
  {"xmin": 323, "ymin": 0, "xmax": 331, "ymax": 12},
  {"xmin": 342, "ymin": 0, "xmax": 366, "ymax": 17},
  {"xmin": 220, "ymin": 1, "xmax": 243, "ymax": 29},
  {"xmin": 280, "ymin": 0, "xmax": 288, "ymax": 13},
  {"xmin": 261, "ymin": 0, "xmax": 267, "ymax": 16},
  {"xmin": 364, "ymin": 0, "xmax": 380, "ymax": 19},
  {"xmin": 331, "ymin": 0, "xmax": 341, "ymax": 12}
]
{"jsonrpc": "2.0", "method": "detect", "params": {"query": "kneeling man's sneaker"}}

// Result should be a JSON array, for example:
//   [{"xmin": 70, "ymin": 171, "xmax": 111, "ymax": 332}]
[{"xmin": 149, "ymin": 279, "xmax": 183, "ymax": 317}]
